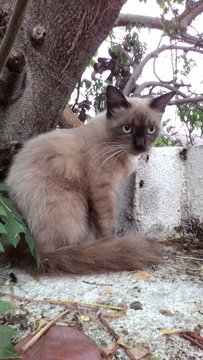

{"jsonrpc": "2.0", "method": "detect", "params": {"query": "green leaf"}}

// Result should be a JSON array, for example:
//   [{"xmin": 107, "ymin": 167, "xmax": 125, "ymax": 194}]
[
  {"xmin": 0, "ymin": 191, "xmax": 40, "ymax": 266},
  {"xmin": 0, "ymin": 300, "xmax": 13, "ymax": 314},
  {"xmin": 0, "ymin": 223, "xmax": 7, "ymax": 235},
  {"xmin": 0, "ymin": 325, "xmax": 17, "ymax": 348},
  {"xmin": 0, "ymin": 204, "xmax": 8, "ymax": 217},
  {"xmin": 0, "ymin": 195, "xmax": 24, "ymax": 223},
  {"xmin": 3, "ymin": 217, "xmax": 23, "ymax": 248},
  {"xmin": 0, "ymin": 324, "xmax": 20, "ymax": 359},
  {"xmin": 0, "ymin": 344, "xmax": 20, "ymax": 359},
  {"xmin": 24, "ymin": 233, "xmax": 40, "ymax": 267},
  {"xmin": 0, "ymin": 183, "xmax": 9, "ymax": 192},
  {"xmin": 0, "ymin": 241, "xmax": 4, "ymax": 252},
  {"xmin": 0, "ymin": 297, "xmax": 20, "ymax": 359}
]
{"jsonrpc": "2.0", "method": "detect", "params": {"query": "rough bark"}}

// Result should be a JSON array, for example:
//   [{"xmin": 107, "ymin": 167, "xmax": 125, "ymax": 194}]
[{"xmin": 0, "ymin": 0, "xmax": 126, "ymax": 179}]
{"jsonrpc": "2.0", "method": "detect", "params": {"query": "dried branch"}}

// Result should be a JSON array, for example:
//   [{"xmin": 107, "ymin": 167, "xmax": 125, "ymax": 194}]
[
  {"xmin": 180, "ymin": 331, "xmax": 203, "ymax": 351},
  {"xmin": 134, "ymin": 81, "xmax": 189, "ymax": 95},
  {"xmin": 134, "ymin": 81, "xmax": 203, "ymax": 111},
  {"xmin": 170, "ymin": 95, "xmax": 203, "ymax": 106},
  {"xmin": 115, "ymin": 1, "xmax": 203, "ymax": 32},
  {"xmin": 123, "ymin": 45, "xmax": 168, "ymax": 95},
  {"xmin": 180, "ymin": 1, "xmax": 203, "ymax": 31},
  {"xmin": 124, "ymin": 45, "xmax": 203, "ymax": 96},
  {"xmin": 98, "ymin": 312, "xmax": 138, "ymax": 360},
  {"xmin": 0, "ymin": 292, "xmax": 125, "ymax": 311},
  {"xmin": 174, "ymin": 32, "xmax": 203, "ymax": 48},
  {"xmin": 0, "ymin": 0, "xmax": 29, "ymax": 73},
  {"xmin": 115, "ymin": 14, "xmax": 164, "ymax": 30},
  {"xmin": 153, "ymin": 36, "xmax": 163, "ymax": 83},
  {"xmin": 22, "ymin": 308, "xmax": 69, "ymax": 352},
  {"xmin": 115, "ymin": 1, "xmax": 203, "ymax": 53}
]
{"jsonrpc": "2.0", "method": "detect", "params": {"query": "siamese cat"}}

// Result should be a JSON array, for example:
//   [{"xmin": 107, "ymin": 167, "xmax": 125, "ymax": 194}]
[{"xmin": 6, "ymin": 86, "xmax": 175, "ymax": 274}]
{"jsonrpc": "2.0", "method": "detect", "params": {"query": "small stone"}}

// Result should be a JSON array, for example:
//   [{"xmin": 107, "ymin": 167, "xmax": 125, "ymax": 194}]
[{"xmin": 130, "ymin": 301, "xmax": 143, "ymax": 310}]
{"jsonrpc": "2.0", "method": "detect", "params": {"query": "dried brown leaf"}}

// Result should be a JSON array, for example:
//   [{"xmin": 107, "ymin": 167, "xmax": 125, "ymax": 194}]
[
  {"xmin": 159, "ymin": 309, "xmax": 174, "ymax": 317},
  {"xmin": 15, "ymin": 325, "xmax": 101, "ymax": 360}
]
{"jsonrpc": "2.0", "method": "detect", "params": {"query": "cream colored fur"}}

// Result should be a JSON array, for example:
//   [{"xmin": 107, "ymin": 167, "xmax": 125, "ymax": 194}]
[{"xmin": 6, "ymin": 87, "xmax": 175, "ymax": 273}]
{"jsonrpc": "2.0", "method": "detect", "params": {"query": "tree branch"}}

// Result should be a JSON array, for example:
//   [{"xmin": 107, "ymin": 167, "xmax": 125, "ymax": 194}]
[
  {"xmin": 180, "ymin": 1, "xmax": 203, "ymax": 31},
  {"xmin": 170, "ymin": 95, "xmax": 203, "ymax": 106},
  {"xmin": 134, "ymin": 81, "xmax": 203, "ymax": 111},
  {"xmin": 134, "ymin": 81, "xmax": 190, "ymax": 96},
  {"xmin": 0, "ymin": 0, "xmax": 29, "ymax": 73},
  {"xmin": 174, "ymin": 32, "xmax": 203, "ymax": 48},
  {"xmin": 115, "ymin": 2, "xmax": 203, "ymax": 32},
  {"xmin": 123, "ymin": 45, "xmax": 203, "ymax": 96},
  {"xmin": 115, "ymin": 14, "xmax": 164, "ymax": 30}
]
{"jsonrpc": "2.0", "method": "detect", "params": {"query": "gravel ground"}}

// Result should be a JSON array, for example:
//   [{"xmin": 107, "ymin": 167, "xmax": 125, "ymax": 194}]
[{"xmin": 0, "ymin": 240, "xmax": 203, "ymax": 360}]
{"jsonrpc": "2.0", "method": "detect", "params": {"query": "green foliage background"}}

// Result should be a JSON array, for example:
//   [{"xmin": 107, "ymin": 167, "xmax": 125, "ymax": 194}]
[
  {"xmin": 0, "ymin": 183, "xmax": 40, "ymax": 266},
  {"xmin": 0, "ymin": 300, "xmax": 20, "ymax": 359}
]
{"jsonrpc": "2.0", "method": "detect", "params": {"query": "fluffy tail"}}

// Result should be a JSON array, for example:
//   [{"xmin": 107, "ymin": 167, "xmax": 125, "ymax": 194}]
[{"xmin": 40, "ymin": 234, "xmax": 162, "ymax": 274}]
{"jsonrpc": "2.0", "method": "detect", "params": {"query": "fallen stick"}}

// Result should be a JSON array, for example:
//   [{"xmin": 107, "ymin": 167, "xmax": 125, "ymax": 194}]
[
  {"xmin": 0, "ymin": 291, "xmax": 125, "ymax": 311},
  {"xmin": 176, "ymin": 256, "xmax": 203, "ymax": 261},
  {"xmin": 181, "ymin": 331, "xmax": 203, "ymax": 351},
  {"xmin": 21, "ymin": 308, "xmax": 69, "ymax": 352},
  {"xmin": 98, "ymin": 312, "xmax": 137, "ymax": 360}
]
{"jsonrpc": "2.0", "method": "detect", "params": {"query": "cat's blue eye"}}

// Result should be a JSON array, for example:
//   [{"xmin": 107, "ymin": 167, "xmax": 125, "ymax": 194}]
[
  {"xmin": 146, "ymin": 126, "xmax": 156, "ymax": 135},
  {"xmin": 122, "ymin": 124, "xmax": 132, "ymax": 134}
]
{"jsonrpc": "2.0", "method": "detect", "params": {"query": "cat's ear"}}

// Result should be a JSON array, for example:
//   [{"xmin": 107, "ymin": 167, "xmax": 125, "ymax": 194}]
[
  {"xmin": 106, "ymin": 85, "xmax": 130, "ymax": 117},
  {"xmin": 149, "ymin": 91, "xmax": 176, "ymax": 113}
]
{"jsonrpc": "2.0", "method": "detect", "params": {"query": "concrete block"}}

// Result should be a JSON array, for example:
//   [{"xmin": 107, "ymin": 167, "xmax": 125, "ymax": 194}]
[
  {"xmin": 117, "ymin": 146, "xmax": 203, "ymax": 237},
  {"xmin": 186, "ymin": 146, "xmax": 203, "ymax": 222},
  {"xmin": 133, "ymin": 146, "xmax": 203, "ymax": 236}
]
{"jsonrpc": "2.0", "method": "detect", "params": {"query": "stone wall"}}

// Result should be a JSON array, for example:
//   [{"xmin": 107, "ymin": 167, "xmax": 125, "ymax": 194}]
[{"xmin": 117, "ymin": 146, "xmax": 203, "ymax": 237}]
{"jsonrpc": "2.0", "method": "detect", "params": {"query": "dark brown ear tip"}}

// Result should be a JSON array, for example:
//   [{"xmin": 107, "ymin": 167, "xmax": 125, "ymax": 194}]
[
  {"xmin": 106, "ymin": 85, "xmax": 115, "ymax": 93},
  {"xmin": 149, "ymin": 90, "xmax": 176, "ymax": 112},
  {"xmin": 106, "ymin": 85, "xmax": 119, "ymax": 97}
]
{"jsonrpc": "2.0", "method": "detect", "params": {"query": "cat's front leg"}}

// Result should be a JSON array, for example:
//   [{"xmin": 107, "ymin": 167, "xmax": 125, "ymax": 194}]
[{"xmin": 89, "ymin": 187, "xmax": 116, "ymax": 239}]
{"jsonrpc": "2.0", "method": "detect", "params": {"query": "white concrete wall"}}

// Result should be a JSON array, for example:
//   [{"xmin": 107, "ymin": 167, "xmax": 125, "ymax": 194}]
[{"xmin": 133, "ymin": 146, "xmax": 203, "ymax": 235}]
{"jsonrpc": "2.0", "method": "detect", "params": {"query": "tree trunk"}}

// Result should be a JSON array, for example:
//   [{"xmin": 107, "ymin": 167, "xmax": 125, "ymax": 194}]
[{"xmin": 0, "ymin": 0, "xmax": 126, "ymax": 179}]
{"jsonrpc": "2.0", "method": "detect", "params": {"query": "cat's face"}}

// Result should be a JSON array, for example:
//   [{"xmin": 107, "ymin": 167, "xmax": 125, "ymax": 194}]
[{"xmin": 105, "ymin": 86, "xmax": 175, "ymax": 155}]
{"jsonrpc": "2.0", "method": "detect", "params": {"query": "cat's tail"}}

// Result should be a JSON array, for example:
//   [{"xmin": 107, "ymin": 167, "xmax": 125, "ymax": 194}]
[{"xmin": 40, "ymin": 234, "xmax": 162, "ymax": 274}]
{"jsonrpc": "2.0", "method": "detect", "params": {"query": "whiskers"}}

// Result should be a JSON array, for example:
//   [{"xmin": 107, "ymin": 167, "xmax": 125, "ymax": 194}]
[{"xmin": 91, "ymin": 143, "xmax": 129, "ymax": 168}]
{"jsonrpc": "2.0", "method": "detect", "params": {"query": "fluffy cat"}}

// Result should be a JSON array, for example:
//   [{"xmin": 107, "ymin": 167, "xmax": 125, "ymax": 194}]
[{"xmin": 6, "ymin": 86, "xmax": 175, "ymax": 274}]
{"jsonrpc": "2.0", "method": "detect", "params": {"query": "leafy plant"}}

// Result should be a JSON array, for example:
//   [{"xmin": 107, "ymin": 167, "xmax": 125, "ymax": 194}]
[
  {"xmin": 0, "ymin": 183, "xmax": 40, "ymax": 266},
  {"xmin": 0, "ymin": 300, "xmax": 20, "ymax": 359},
  {"xmin": 71, "ymin": 28, "xmax": 146, "ymax": 121},
  {"xmin": 178, "ymin": 104, "xmax": 203, "ymax": 145},
  {"xmin": 155, "ymin": 119, "xmax": 183, "ymax": 147}
]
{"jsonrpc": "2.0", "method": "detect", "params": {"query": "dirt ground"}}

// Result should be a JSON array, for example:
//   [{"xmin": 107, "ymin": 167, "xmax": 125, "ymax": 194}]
[{"xmin": 0, "ymin": 236, "xmax": 203, "ymax": 359}]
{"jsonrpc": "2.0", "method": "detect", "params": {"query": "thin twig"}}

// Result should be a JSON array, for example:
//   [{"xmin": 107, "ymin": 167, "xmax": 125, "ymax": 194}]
[
  {"xmin": 99, "ymin": 343, "xmax": 119, "ymax": 359},
  {"xmin": 176, "ymin": 256, "xmax": 203, "ymax": 261},
  {"xmin": 22, "ymin": 308, "xmax": 69, "ymax": 352},
  {"xmin": 98, "ymin": 312, "xmax": 137, "ymax": 360},
  {"xmin": 153, "ymin": 35, "xmax": 163, "ymax": 83},
  {"xmin": 82, "ymin": 280, "xmax": 113, "ymax": 286},
  {"xmin": 0, "ymin": 0, "xmax": 29, "ymax": 73},
  {"xmin": 0, "ymin": 292, "xmax": 125, "ymax": 311},
  {"xmin": 181, "ymin": 332, "xmax": 203, "ymax": 351}
]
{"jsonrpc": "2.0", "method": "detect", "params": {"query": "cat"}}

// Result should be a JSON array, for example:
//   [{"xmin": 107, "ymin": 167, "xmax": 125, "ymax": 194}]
[{"xmin": 6, "ymin": 85, "xmax": 175, "ymax": 274}]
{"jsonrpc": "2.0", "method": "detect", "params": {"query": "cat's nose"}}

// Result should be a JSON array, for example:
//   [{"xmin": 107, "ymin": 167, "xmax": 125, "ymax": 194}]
[{"xmin": 133, "ymin": 136, "xmax": 145, "ymax": 151}]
